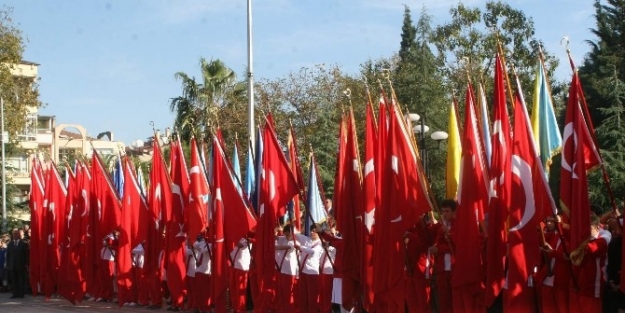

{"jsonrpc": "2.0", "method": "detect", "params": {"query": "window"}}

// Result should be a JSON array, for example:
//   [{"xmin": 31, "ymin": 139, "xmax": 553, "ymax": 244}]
[
  {"xmin": 17, "ymin": 113, "xmax": 37, "ymax": 141},
  {"xmin": 96, "ymin": 148, "xmax": 115, "ymax": 156},
  {"xmin": 6, "ymin": 154, "xmax": 29, "ymax": 176}
]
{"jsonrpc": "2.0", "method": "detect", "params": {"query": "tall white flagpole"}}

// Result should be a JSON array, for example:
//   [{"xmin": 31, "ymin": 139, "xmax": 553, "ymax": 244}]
[{"xmin": 247, "ymin": 0, "xmax": 255, "ymax": 152}]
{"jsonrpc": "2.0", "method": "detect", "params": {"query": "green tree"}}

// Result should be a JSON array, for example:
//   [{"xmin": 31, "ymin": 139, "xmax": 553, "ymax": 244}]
[
  {"xmin": 0, "ymin": 6, "xmax": 41, "ymax": 138},
  {"xmin": 170, "ymin": 58, "xmax": 246, "ymax": 144},
  {"xmin": 578, "ymin": 0, "xmax": 625, "ymax": 210}
]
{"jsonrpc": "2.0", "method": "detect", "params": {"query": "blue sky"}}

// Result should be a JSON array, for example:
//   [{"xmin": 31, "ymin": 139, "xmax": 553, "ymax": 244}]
[{"xmin": 6, "ymin": 0, "xmax": 595, "ymax": 144}]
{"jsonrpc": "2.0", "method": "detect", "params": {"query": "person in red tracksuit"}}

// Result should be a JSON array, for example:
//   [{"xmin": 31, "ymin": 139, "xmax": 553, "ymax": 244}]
[
  {"xmin": 194, "ymin": 233, "xmax": 212, "ymax": 313},
  {"xmin": 538, "ymin": 215, "xmax": 570, "ymax": 313},
  {"xmin": 428, "ymin": 200, "xmax": 456, "ymax": 313},
  {"xmin": 275, "ymin": 224, "xmax": 299, "ymax": 313},
  {"xmin": 404, "ymin": 214, "xmax": 434, "ymax": 313},
  {"xmin": 568, "ymin": 213, "xmax": 611, "ymax": 313}
]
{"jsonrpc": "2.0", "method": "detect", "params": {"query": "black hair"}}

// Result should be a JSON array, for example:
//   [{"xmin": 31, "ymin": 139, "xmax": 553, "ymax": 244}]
[
  {"xmin": 310, "ymin": 223, "xmax": 319, "ymax": 232},
  {"xmin": 440, "ymin": 199, "xmax": 458, "ymax": 212},
  {"xmin": 283, "ymin": 224, "xmax": 293, "ymax": 234}
]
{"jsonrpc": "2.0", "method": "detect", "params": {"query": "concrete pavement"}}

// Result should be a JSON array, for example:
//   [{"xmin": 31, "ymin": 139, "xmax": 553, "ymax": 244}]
[{"xmin": 0, "ymin": 292, "xmax": 169, "ymax": 313}]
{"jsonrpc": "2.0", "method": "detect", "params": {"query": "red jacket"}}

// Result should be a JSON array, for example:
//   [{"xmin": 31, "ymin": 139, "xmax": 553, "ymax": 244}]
[
  {"xmin": 572, "ymin": 231, "xmax": 609, "ymax": 298},
  {"xmin": 431, "ymin": 221, "xmax": 455, "ymax": 274},
  {"xmin": 405, "ymin": 222, "xmax": 434, "ymax": 279}
]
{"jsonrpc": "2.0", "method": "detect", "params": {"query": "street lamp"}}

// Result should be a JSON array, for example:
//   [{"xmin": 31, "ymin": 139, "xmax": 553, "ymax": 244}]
[
  {"xmin": 1, "ymin": 96, "xmax": 6, "ymax": 232},
  {"xmin": 412, "ymin": 114, "xmax": 447, "ymax": 179}
]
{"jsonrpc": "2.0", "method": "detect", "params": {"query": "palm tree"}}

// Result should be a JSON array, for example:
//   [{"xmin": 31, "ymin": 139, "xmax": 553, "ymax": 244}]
[{"xmin": 170, "ymin": 58, "xmax": 244, "ymax": 143}]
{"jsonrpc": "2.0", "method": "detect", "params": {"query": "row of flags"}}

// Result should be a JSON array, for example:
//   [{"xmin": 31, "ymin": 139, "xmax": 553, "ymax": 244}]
[{"xmin": 26, "ymin": 50, "xmax": 620, "ymax": 312}]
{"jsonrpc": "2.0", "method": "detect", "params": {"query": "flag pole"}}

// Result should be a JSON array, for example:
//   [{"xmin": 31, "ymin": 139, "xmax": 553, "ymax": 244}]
[
  {"xmin": 560, "ymin": 37, "xmax": 618, "ymax": 214},
  {"xmin": 247, "ymin": 0, "xmax": 255, "ymax": 155}
]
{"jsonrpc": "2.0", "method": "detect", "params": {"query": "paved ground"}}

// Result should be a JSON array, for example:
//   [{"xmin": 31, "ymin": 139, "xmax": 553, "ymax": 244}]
[{"xmin": 0, "ymin": 292, "xmax": 169, "ymax": 313}]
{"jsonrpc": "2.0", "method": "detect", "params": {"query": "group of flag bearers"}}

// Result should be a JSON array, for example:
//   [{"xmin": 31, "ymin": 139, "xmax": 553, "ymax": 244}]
[{"xmin": 24, "ymin": 43, "xmax": 624, "ymax": 313}]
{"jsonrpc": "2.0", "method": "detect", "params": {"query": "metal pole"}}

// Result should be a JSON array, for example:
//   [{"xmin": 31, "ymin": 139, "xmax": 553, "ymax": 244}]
[
  {"xmin": 1, "ymin": 97, "xmax": 6, "ymax": 232},
  {"xmin": 247, "ymin": 0, "xmax": 255, "ymax": 152},
  {"xmin": 420, "ymin": 115, "xmax": 427, "ymax": 179}
]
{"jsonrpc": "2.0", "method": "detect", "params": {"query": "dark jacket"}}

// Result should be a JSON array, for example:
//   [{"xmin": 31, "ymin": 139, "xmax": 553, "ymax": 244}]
[{"xmin": 6, "ymin": 239, "xmax": 29, "ymax": 271}]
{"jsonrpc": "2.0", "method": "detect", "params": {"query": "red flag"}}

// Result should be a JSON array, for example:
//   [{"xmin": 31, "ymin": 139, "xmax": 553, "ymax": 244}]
[
  {"xmin": 117, "ymin": 157, "xmax": 149, "ymax": 305},
  {"xmin": 506, "ymin": 77, "xmax": 558, "ymax": 311},
  {"xmin": 187, "ymin": 138, "xmax": 209, "ymax": 241},
  {"xmin": 334, "ymin": 109, "xmax": 364, "ymax": 310},
  {"xmin": 286, "ymin": 125, "xmax": 305, "ymax": 231},
  {"xmin": 166, "ymin": 139, "xmax": 190, "ymax": 308},
  {"xmin": 361, "ymin": 101, "xmax": 377, "ymax": 311},
  {"xmin": 255, "ymin": 118, "xmax": 300, "ymax": 304},
  {"xmin": 374, "ymin": 98, "xmax": 433, "ymax": 308},
  {"xmin": 81, "ymin": 162, "xmax": 98, "ymax": 296},
  {"xmin": 559, "ymin": 72, "xmax": 601, "ymax": 251},
  {"xmin": 41, "ymin": 162, "xmax": 67, "ymax": 298},
  {"xmin": 453, "ymin": 84, "xmax": 488, "ymax": 288},
  {"xmin": 58, "ymin": 164, "xmax": 76, "ymax": 302},
  {"xmin": 146, "ymin": 137, "xmax": 172, "ymax": 288},
  {"xmin": 67, "ymin": 162, "xmax": 89, "ymax": 303},
  {"xmin": 485, "ymin": 54, "xmax": 510, "ymax": 306},
  {"xmin": 91, "ymin": 150, "xmax": 122, "ymax": 242},
  {"xmin": 28, "ymin": 158, "xmax": 45, "ymax": 296}
]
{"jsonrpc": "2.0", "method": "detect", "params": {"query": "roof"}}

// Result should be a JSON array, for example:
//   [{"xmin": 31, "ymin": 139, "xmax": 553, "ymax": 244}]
[{"xmin": 20, "ymin": 60, "xmax": 40, "ymax": 66}]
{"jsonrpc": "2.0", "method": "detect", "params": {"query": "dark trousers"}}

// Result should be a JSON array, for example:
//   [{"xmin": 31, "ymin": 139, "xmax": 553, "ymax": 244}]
[{"xmin": 9, "ymin": 269, "xmax": 26, "ymax": 297}]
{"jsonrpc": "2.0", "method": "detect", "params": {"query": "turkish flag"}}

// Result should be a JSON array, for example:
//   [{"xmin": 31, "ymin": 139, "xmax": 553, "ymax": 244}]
[
  {"xmin": 374, "ymin": 98, "xmax": 433, "ymax": 307},
  {"xmin": 187, "ymin": 138, "xmax": 209, "ymax": 242},
  {"xmin": 117, "ymin": 157, "xmax": 149, "ymax": 306},
  {"xmin": 361, "ymin": 102, "xmax": 377, "ymax": 311},
  {"xmin": 67, "ymin": 162, "xmax": 91, "ymax": 303},
  {"xmin": 453, "ymin": 84, "xmax": 488, "ymax": 288},
  {"xmin": 91, "ymin": 151, "xmax": 122, "ymax": 243},
  {"xmin": 559, "ymin": 72, "xmax": 601, "ymax": 251},
  {"xmin": 506, "ymin": 77, "xmax": 558, "ymax": 311},
  {"xmin": 58, "ymin": 164, "xmax": 77, "ymax": 303},
  {"xmin": 166, "ymin": 139, "xmax": 190, "ymax": 307},
  {"xmin": 255, "ymin": 117, "xmax": 300, "ymax": 303},
  {"xmin": 28, "ymin": 158, "xmax": 45, "ymax": 296},
  {"xmin": 485, "ymin": 54, "xmax": 510, "ymax": 306},
  {"xmin": 41, "ymin": 162, "xmax": 67, "ymax": 298},
  {"xmin": 334, "ymin": 109, "xmax": 364, "ymax": 310},
  {"xmin": 146, "ymin": 138, "xmax": 172, "ymax": 286}
]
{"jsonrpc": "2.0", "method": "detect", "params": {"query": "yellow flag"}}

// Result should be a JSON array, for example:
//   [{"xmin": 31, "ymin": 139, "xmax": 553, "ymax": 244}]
[{"xmin": 446, "ymin": 101, "xmax": 462, "ymax": 199}]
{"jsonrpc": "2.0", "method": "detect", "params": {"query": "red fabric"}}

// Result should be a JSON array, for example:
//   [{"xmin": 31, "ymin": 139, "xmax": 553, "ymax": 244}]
[
  {"xmin": 91, "ymin": 151, "xmax": 122, "ymax": 244},
  {"xmin": 41, "ymin": 163, "xmax": 67, "ymax": 298},
  {"xmin": 452, "ymin": 283, "xmax": 485, "ymax": 313},
  {"xmin": 299, "ymin": 273, "xmax": 320, "ymax": 313},
  {"xmin": 432, "ymin": 222, "xmax": 454, "ymax": 273},
  {"xmin": 559, "ymin": 72, "xmax": 601, "ymax": 250},
  {"xmin": 287, "ymin": 126, "xmax": 305, "ymax": 230},
  {"xmin": 148, "ymin": 269, "xmax": 163, "ymax": 306},
  {"xmin": 569, "ymin": 291, "xmax": 602, "ymax": 313},
  {"xmin": 96, "ymin": 259, "xmax": 115, "ymax": 300},
  {"xmin": 187, "ymin": 139, "xmax": 209, "ymax": 243},
  {"xmin": 67, "ymin": 164, "xmax": 90, "ymax": 303},
  {"xmin": 541, "ymin": 285, "xmax": 569, "ymax": 313},
  {"xmin": 404, "ymin": 275, "xmax": 431, "ymax": 313},
  {"xmin": 117, "ymin": 157, "xmax": 147, "ymax": 306},
  {"xmin": 506, "ymin": 77, "xmax": 558, "ymax": 310},
  {"xmin": 333, "ymin": 111, "xmax": 363, "ymax": 311},
  {"xmin": 57, "ymin": 165, "xmax": 76, "ymax": 303},
  {"xmin": 503, "ymin": 285, "xmax": 536, "ymax": 313},
  {"xmin": 361, "ymin": 101, "xmax": 377, "ymax": 311},
  {"xmin": 485, "ymin": 54, "xmax": 509, "ymax": 306},
  {"xmin": 28, "ymin": 159, "xmax": 45, "ymax": 296},
  {"xmin": 146, "ymin": 137, "xmax": 171, "ymax": 302},
  {"xmin": 436, "ymin": 271, "xmax": 453, "ymax": 313},
  {"xmin": 453, "ymin": 84, "xmax": 487, "ymax": 289},
  {"xmin": 572, "ymin": 236, "xmax": 608, "ymax": 298},
  {"xmin": 230, "ymin": 268, "xmax": 248, "ymax": 313},
  {"xmin": 185, "ymin": 276, "xmax": 197, "ymax": 310},
  {"xmin": 276, "ymin": 274, "xmax": 297, "ymax": 313},
  {"xmin": 319, "ymin": 274, "xmax": 333, "ymax": 313},
  {"xmin": 166, "ymin": 140, "xmax": 190, "ymax": 308},
  {"xmin": 377, "ymin": 280, "xmax": 405, "ymax": 313},
  {"xmin": 135, "ymin": 267, "xmax": 149, "ymax": 306},
  {"xmin": 255, "ymin": 118, "xmax": 300, "ymax": 310}
]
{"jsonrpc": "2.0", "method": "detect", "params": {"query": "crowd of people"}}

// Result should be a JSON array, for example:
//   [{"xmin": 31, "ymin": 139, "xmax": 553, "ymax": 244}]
[{"xmin": 1, "ymin": 198, "xmax": 624, "ymax": 313}]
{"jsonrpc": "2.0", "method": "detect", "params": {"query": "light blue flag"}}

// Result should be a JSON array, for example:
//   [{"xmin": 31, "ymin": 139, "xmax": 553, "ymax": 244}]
[
  {"xmin": 305, "ymin": 155, "xmax": 327, "ymax": 236},
  {"xmin": 244, "ymin": 143, "xmax": 255, "ymax": 201},
  {"xmin": 113, "ymin": 152, "xmax": 124, "ymax": 198},
  {"xmin": 531, "ymin": 61, "xmax": 562, "ymax": 176},
  {"xmin": 478, "ymin": 83, "xmax": 492, "ymax": 167},
  {"xmin": 232, "ymin": 143, "xmax": 242, "ymax": 195}
]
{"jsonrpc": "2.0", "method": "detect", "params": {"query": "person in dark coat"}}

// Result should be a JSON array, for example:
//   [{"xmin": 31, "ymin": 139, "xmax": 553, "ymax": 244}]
[{"xmin": 5, "ymin": 229, "xmax": 29, "ymax": 298}]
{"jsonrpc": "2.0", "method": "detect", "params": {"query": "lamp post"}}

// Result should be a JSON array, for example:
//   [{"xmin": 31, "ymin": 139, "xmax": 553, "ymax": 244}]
[
  {"xmin": 409, "ymin": 113, "xmax": 447, "ymax": 179},
  {"xmin": 1, "ymin": 96, "xmax": 6, "ymax": 232}
]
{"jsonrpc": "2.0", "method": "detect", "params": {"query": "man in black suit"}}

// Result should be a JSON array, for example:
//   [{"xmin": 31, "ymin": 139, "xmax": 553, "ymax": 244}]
[{"xmin": 6, "ymin": 229, "xmax": 28, "ymax": 298}]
